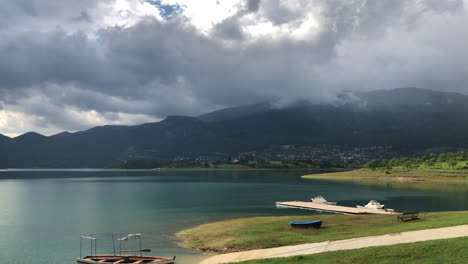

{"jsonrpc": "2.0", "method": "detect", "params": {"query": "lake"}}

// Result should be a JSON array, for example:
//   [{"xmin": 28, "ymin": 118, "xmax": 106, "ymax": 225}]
[{"xmin": 0, "ymin": 169, "xmax": 467, "ymax": 264}]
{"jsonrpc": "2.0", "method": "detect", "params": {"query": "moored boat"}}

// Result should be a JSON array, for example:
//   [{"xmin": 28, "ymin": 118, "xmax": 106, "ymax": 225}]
[
  {"xmin": 310, "ymin": 195, "xmax": 337, "ymax": 205},
  {"xmin": 77, "ymin": 234, "xmax": 175, "ymax": 264},
  {"xmin": 357, "ymin": 200, "xmax": 394, "ymax": 212},
  {"xmin": 290, "ymin": 220, "xmax": 322, "ymax": 228}
]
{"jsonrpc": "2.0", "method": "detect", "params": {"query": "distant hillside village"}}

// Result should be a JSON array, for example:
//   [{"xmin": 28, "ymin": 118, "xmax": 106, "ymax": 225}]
[
  {"xmin": 126, "ymin": 144, "xmax": 394, "ymax": 164},
  {"xmin": 119, "ymin": 143, "xmax": 468, "ymax": 169}
]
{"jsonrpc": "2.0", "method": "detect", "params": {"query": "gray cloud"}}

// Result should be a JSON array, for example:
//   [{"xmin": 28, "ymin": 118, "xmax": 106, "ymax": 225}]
[
  {"xmin": 73, "ymin": 11, "xmax": 93, "ymax": 23},
  {"xmin": 246, "ymin": 0, "xmax": 261, "ymax": 13},
  {"xmin": 0, "ymin": 0, "xmax": 467, "ymax": 136},
  {"xmin": 212, "ymin": 16, "xmax": 245, "ymax": 40},
  {"xmin": 0, "ymin": 0, "xmax": 111, "ymax": 32}
]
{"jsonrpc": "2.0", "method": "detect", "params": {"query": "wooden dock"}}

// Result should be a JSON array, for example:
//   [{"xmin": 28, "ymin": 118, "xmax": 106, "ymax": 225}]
[{"xmin": 276, "ymin": 201, "xmax": 398, "ymax": 215}]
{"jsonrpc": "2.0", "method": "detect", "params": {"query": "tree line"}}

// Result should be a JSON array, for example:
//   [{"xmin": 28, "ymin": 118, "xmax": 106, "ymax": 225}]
[
  {"xmin": 116, "ymin": 154, "xmax": 351, "ymax": 169},
  {"xmin": 365, "ymin": 152, "xmax": 468, "ymax": 170}
]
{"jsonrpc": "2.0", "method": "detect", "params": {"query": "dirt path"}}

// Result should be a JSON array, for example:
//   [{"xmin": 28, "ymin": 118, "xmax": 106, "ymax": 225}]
[{"xmin": 199, "ymin": 224, "xmax": 468, "ymax": 264}]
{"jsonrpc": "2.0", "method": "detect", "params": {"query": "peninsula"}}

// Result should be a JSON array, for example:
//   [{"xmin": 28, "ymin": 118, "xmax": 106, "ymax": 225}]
[{"xmin": 303, "ymin": 152, "xmax": 468, "ymax": 183}]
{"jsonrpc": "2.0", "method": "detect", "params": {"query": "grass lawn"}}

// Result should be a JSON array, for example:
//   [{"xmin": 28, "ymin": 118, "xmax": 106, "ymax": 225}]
[
  {"xmin": 230, "ymin": 236, "xmax": 468, "ymax": 264},
  {"xmin": 177, "ymin": 211, "xmax": 468, "ymax": 253}
]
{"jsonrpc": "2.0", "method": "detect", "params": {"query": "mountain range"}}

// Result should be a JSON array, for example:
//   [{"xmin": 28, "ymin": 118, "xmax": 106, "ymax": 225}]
[{"xmin": 1, "ymin": 88, "xmax": 468, "ymax": 168}]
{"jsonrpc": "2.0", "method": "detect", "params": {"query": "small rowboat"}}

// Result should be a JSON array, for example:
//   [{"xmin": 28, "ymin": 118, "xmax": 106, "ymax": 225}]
[{"xmin": 290, "ymin": 220, "xmax": 322, "ymax": 228}]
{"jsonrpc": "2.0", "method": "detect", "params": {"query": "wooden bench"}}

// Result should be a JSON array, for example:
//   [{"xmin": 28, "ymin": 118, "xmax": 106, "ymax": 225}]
[{"xmin": 397, "ymin": 212, "xmax": 419, "ymax": 221}]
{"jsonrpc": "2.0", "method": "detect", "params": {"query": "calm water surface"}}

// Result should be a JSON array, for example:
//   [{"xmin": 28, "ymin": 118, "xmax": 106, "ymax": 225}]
[{"xmin": 0, "ymin": 169, "xmax": 467, "ymax": 264}]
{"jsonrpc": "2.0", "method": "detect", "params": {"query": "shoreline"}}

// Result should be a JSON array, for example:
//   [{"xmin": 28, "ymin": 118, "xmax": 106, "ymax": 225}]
[
  {"xmin": 302, "ymin": 168, "xmax": 468, "ymax": 183},
  {"xmin": 0, "ymin": 167, "xmax": 353, "ymax": 172}
]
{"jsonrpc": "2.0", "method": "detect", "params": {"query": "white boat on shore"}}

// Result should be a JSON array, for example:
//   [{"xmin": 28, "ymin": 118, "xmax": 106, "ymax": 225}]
[{"xmin": 310, "ymin": 196, "xmax": 337, "ymax": 205}]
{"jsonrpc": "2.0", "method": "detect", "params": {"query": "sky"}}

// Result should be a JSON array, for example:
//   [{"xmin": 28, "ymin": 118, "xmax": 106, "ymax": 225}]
[{"xmin": 0, "ymin": 0, "xmax": 467, "ymax": 137}]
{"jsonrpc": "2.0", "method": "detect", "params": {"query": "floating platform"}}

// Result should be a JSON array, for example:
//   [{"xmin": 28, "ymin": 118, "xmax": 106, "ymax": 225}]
[{"xmin": 276, "ymin": 201, "xmax": 398, "ymax": 215}]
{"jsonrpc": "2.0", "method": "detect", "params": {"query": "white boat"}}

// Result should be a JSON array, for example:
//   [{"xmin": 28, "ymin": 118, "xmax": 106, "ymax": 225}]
[
  {"xmin": 357, "ymin": 200, "xmax": 394, "ymax": 211},
  {"xmin": 310, "ymin": 196, "xmax": 337, "ymax": 205},
  {"xmin": 77, "ymin": 233, "xmax": 175, "ymax": 264}
]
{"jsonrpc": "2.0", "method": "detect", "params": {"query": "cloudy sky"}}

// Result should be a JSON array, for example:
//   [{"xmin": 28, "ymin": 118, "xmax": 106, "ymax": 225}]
[{"xmin": 0, "ymin": 0, "xmax": 467, "ymax": 137}]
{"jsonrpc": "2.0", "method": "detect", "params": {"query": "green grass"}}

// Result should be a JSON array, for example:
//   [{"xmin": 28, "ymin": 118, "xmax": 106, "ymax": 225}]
[
  {"xmin": 231, "ymin": 236, "xmax": 468, "ymax": 264},
  {"xmin": 302, "ymin": 168, "xmax": 468, "ymax": 192},
  {"xmin": 177, "ymin": 211, "xmax": 468, "ymax": 253},
  {"xmin": 303, "ymin": 168, "xmax": 468, "ymax": 182},
  {"xmin": 268, "ymin": 161, "xmax": 283, "ymax": 165}
]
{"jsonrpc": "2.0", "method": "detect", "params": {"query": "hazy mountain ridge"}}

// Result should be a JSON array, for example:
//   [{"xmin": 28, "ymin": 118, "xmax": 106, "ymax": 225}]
[
  {"xmin": 197, "ymin": 102, "xmax": 272, "ymax": 122},
  {"xmin": 0, "ymin": 133, "xmax": 10, "ymax": 142},
  {"xmin": 1, "ymin": 88, "xmax": 467, "ymax": 168}
]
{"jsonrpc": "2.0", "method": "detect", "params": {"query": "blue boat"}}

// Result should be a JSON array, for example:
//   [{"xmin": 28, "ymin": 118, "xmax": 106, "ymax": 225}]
[{"xmin": 290, "ymin": 220, "xmax": 322, "ymax": 228}]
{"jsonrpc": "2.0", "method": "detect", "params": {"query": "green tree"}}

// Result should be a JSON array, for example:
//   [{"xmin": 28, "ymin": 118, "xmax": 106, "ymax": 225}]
[
  {"xmin": 380, "ymin": 160, "xmax": 388, "ymax": 168},
  {"xmin": 448, "ymin": 159, "xmax": 458, "ymax": 168},
  {"xmin": 412, "ymin": 158, "xmax": 423, "ymax": 165},
  {"xmin": 387, "ymin": 158, "xmax": 399, "ymax": 167},
  {"xmin": 403, "ymin": 160, "xmax": 414, "ymax": 169},
  {"xmin": 400, "ymin": 157, "xmax": 409, "ymax": 162},
  {"xmin": 438, "ymin": 153, "xmax": 449, "ymax": 162},
  {"xmin": 365, "ymin": 160, "xmax": 380, "ymax": 170},
  {"xmin": 457, "ymin": 151, "xmax": 467, "ymax": 161},
  {"xmin": 424, "ymin": 159, "xmax": 436, "ymax": 168}
]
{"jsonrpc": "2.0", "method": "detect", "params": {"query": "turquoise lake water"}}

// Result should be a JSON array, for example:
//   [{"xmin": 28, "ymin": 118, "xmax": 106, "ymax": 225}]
[{"xmin": 0, "ymin": 169, "xmax": 467, "ymax": 264}]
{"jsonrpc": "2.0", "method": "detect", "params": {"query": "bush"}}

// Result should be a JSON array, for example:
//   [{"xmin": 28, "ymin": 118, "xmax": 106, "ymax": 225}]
[{"xmin": 365, "ymin": 160, "xmax": 380, "ymax": 170}]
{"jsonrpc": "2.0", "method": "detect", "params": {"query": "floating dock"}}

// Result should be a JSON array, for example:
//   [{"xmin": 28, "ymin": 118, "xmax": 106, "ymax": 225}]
[{"xmin": 276, "ymin": 201, "xmax": 398, "ymax": 215}]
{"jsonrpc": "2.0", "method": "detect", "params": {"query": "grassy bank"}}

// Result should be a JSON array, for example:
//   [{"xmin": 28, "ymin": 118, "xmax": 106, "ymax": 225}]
[
  {"xmin": 329, "ymin": 177, "xmax": 468, "ymax": 192},
  {"xmin": 177, "ymin": 211, "xmax": 468, "ymax": 253},
  {"xmin": 302, "ymin": 168, "xmax": 468, "ymax": 183},
  {"xmin": 230, "ymin": 236, "xmax": 468, "ymax": 264}
]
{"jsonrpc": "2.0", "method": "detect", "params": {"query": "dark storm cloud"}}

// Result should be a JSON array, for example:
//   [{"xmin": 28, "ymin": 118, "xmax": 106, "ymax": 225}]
[
  {"xmin": 0, "ymin": 0, "xmax": 467, "ymax": 135},
  {"xmin": 0, "ymin": 30, "xmax": 104, "ymax": 89},
  {"xmin": 246, "ymin": 0, "xmax": 261, "ymax": 13},
  {"xmin": 0, "ymin": 0, "xmax": 110, "ymax": 30}
]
